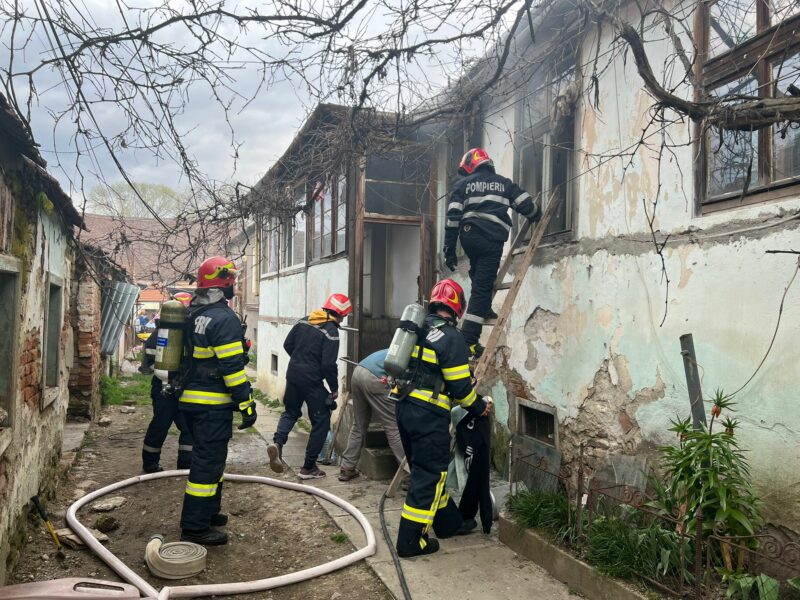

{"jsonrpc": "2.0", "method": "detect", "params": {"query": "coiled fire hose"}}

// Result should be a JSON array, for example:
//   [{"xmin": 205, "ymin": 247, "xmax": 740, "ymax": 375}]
[{"xmin": 144, "ymin": 535, "xmax": 207, "ymax": 580}]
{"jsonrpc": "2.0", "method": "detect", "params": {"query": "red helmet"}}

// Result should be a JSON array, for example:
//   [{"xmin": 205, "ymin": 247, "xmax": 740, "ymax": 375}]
[
  {"xmin": 197, "ymin": 256, "xmax": 238, "ymax": 289},
  {"xmin": 458, "ymin": 147, "xmax": 494, "ymax": 176},
  {"xmin": 323, "ymin": 293, "xmax": 352, "ymax": 317},
  {"xmin": 173, "ymin": 292, "xmax": 193, "ymax": 307},
  {"xmin": 429, "ymin": 278, "xmax": 466, "ymax": 319}
]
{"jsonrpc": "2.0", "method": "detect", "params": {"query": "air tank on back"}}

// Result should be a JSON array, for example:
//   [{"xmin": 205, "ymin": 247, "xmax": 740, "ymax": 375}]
[
  {"xmin": 154, "ymin": 299, "xmax": 186, "ymax": 381},
  {"xmin": 384, "ymin": 303, "xmax": 426, "ymax": 378}
]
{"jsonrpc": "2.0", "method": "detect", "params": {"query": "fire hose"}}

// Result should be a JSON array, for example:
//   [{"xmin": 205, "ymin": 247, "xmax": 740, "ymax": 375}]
[{"xmin": 65, "ymin": 470, "xmax": 377, "ymax": 599}]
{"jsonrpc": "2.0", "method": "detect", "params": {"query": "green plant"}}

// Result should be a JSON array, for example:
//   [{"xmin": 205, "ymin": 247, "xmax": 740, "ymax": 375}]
[
  {"xmin": 723, "ymin": 571, "xmax": 780, "ymax": 600},
  {"xmin": 252, "ymin": 388, "xmax": 280, "ymax": 408},
  {"xmin": 100, "ymin": 375, "xmax": 123, "ymax": 405},
  {"xmin": 249, "ymin": 351, "xmax": 257, "ymax": 367},
  {"xmin": 330, "ymin": 532, "xmax": 348, "ymax": 543},
  {"xmin": 652, "ymin": 390, "xmax": 761, "ymax": 571},
  {"xmin": 586, "ymin": 515, "xmax": 642, "ymax": 578},
  {"xmin": 507, "ymin": 490, "xmax": 577, "ymax": 544}
]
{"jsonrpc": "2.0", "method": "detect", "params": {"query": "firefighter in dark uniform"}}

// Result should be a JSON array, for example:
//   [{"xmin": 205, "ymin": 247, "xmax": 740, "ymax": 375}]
[
  {"xmin": 393, "ymin": 278, "xmax": 493, "ymax": 558},
  {"xmin": 140, "ymin": 292, "xmax": 194, "ymax": 473},
  {"xmin": 179, "ymin": 256, "xmax": 257, "ymax": 546},
  {"xmin": 267, "ymin": 293, "xmax": 352, "ymax": 480},
  {"xmin": 443, "ymin": 147, "xmax": 541, "ymax": 357}
]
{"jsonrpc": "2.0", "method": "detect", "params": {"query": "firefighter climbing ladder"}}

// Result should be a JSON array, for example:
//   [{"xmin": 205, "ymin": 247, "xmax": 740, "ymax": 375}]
[{"xmin": 385, "ymin": 192, "xmax": 560, "ymax": 498}]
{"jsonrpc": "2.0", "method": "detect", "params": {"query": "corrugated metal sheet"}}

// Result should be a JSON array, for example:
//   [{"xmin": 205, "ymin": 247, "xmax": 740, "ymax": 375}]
[{"xmin": 100, "ymin": 281, "xmax": 140, "ymax": 355}]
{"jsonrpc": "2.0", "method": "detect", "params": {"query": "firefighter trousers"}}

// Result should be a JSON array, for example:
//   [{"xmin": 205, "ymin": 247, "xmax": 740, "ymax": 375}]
[
  {"xmin": 142, "ymin": 378, "xmax": 193, "ymax": 471},
  {"xmin": 396, "ymin": 399, "xmax": 463, "ymax": 555},
  {"xmin": 179, "ymin": 409, "xmax": 232, "ymax": 532},
  {"xmin": 274, "ymin": 382, "xmax": 331, "ymax": 470},
  {"xmin": 459, "ymin": 225, "xmax": 504, "ymax": 346}
]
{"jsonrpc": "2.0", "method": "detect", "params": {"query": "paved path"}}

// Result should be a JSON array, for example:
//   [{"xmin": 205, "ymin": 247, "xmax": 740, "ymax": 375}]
[{"xmin": 255, "ymin": 408, "xmax": 579, "ymax": 600}]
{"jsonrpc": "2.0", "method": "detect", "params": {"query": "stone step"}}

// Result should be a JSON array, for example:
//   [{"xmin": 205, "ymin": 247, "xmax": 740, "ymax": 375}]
[{"xmin": 357, "ymin": 446, "xmax": 399, "ymax": 480}]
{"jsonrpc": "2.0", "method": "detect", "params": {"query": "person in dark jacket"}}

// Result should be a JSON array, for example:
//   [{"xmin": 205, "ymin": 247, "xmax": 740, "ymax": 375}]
[
  {"xmin": 268, "ymin": 293, "xmax": 352, "ymax": 480},
  {"xmin": 443, "ymin": 147, "xmax": 541, "ymax": 357},
  {"xmin": 140, "ymin": 292, "xmax": 194, "ymax": 473},
  {"xmin": 392, "ymin": 278, "xmax": 493, "ymax": 558},
  {"xmin": 179, "ymin": 256, "xmax": 256, "ymax": 546}
]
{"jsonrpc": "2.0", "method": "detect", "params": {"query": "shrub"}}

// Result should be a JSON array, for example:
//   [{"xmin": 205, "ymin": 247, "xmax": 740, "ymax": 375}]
[
  {"xmin": 507, "ymin": 490, "xmax": 576, "ymax": 544},
  {"xmin": 100, "ymin": 375, "xmax": 123, "ymax": 405}
]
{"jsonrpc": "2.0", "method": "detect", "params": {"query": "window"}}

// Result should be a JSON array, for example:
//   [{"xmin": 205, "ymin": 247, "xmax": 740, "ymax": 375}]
[
  {"xmin": 700, "ymin": 1, "xmax": 800, "ymax": 207},
  {"xmin": 518, "ymin": 402, "xmax": 557, "ymax": 447},
  {"xmin": 365, "ymin": 149, "xmax": 429, "ymax": 216},
  {"xmin": 267, "ymin": 219, "xmax": 279, "ymax": 273},
  {"xmin": 42, "ymin": 276, "xmax": 63, "ymax": 408},
  {"xmin": 311, "ymin": 180, "xmax": 334, "ymax": 260},
  {"xmin": 335, "ymin": 174, "xmax": 347, "ymax": 253},
  {"xmin": 517, "ymin": 51, "xmax": 578, "ymax": 238},
  {"xmin": 0, "ymin": 268, "xmax": 18, "ymax": 429},
  {"xmin": 259, "ymin": 219, "xmax": 269, "ymax": 277},
  {"xmin": 270, "ymin": 352, "xmax": 278, "ymax": 375}
]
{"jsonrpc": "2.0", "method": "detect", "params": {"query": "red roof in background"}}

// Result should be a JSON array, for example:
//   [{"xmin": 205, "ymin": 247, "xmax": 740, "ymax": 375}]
[
  {"xmin": 138, "ymin": 287, "xmax": 169, "ymax": 303},
  {"xmin": 79, "ymin": 213, "xmax": 232, "ymax": 286}
]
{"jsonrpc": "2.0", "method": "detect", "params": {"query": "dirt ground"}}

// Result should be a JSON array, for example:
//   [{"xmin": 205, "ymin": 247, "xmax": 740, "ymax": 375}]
[{"xmin": 9, "ymin": 403, "xmax": 391, "ymax": 600}]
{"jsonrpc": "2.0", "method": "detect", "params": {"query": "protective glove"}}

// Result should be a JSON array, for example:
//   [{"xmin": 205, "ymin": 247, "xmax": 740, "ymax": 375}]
[
  {"xmin": 326, "ymin": 391, "xmax": 339, "ymax": 412},
  {"xmin": 444, "ymin": 253, "xmax": 458, "ymax": 272},
  {"xmin": 237, "ymin": 397, "xmax": 258, "ymax": 430}
]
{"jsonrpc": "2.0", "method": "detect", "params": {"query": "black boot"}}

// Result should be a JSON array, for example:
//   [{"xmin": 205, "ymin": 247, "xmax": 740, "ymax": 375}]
[
  {"xmin": 485, "ymin": 308, "xmax": 498, "ymax": 320},
  {"xmin": 456, "ymin": 518, "xmax": 478, "ymax": 535},
  {"xmin": 143, "ymin": 464, "xmax": 163, "ymax": 474},
  {"xmin": 397, "ymin": 535, "xmax": 439, "ymax": 558},
  {"xmin": 210, "ymin": 513, "xmax": 228, "ymax": 527},
  {"xmin": 180, "ymin": 528, "xmax": 228, "ymax": 546}
]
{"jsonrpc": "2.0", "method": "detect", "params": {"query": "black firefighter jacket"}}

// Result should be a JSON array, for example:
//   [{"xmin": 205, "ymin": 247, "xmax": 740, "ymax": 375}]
[
  {"xmin": 180, "ymin": 299, "xmax": 251, "ymax": 412},
  {"xmin": 444, "ymin": 166, "xmax": 541, "ymax": 249},
  {"xmin": 392, "ymin": 314, "xmax": 487, "ymax": 418},
  {"xmin": 284, "ymin": 310, "xmax": 340, "ymax": 392}
]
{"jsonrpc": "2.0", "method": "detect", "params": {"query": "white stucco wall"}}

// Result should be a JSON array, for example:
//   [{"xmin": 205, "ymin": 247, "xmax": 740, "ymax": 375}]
[
  {"xmin": 256, "ymin": 258, "xmax": 350, "ymax": 400},
  {"xmin": 442, "ymin": 3, "xmax": 800, "ymax": 531}
]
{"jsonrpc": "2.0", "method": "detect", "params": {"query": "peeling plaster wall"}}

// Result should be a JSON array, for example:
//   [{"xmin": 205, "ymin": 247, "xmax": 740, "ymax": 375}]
[
  {"xmin": 448, "ymin": 2, "xmax": 800, "ymax": 533},
  {"xmin": 256, "ymin": 258, "xmax": 350, "ymax": 400},
  {"xmin": 0, "ymin": 202, "xmax": 74, "ymax": 583}
]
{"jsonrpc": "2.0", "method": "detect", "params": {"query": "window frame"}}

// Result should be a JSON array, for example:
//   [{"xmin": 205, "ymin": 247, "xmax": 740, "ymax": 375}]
[
  {"xmin": 696, "ymin": 4, "xmax": 800, "ymax": 212},
  {"xmin": 515, "ymin": 50, "xmax": 579, "ymax": 243},
  {"xmin": 41, "ymin": 273, "xmax": 63, "ymax": 409},
  {"xmin": 0, "ymin": 255, "xmax": 20, "ymax": 453}
]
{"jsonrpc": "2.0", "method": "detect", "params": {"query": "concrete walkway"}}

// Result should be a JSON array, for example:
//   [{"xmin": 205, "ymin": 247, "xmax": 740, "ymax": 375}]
[{"xmin": 254, "ymin": 408, "xmax": 579, "ymax": 600}]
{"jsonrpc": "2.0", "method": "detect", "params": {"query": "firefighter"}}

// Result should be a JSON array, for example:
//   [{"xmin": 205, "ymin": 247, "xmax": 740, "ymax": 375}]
[
  {"xmin": 393, "ymin": 278, "xmax": 492, "ymax": 558},
  {"xmin": 179, "ymin": 256, "xmax": 257, "ymax": 546},
  {"xmin": 140, "ymin": 292, "xmax": 194, "ymax": 473},
  {"xmin": 267, "ymin": 293, "xmax": 352, "ymax": 480},
  {"xmin": 443, "ymin": 147, "xmax": 541, "ymax": 357}
]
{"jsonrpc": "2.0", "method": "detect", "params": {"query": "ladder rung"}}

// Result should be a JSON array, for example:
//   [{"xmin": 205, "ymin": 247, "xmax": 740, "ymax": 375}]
[
  {"xmin": 512, "ymin": 246, "xmax": 525, "ymax": 256},
  {"xmin": 484, "ymin": 319, "xmax": 497, "ymax": 326},
  {"xmin": 495, "ymin": 281, "xmax": 512, "ymax": 291}
]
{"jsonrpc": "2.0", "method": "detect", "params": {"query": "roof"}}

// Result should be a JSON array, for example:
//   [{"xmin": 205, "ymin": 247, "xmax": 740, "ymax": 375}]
[
  {"xmin": 0, "ymin": 93, "xmax": 84, "ymax": 228},
  {"xmin": 80, "ymin": 213, "xmax": 233, "ymax": 286},
  {"xmin": 138, "ymin": 287, "xmax": 169, "ymax": 303}
]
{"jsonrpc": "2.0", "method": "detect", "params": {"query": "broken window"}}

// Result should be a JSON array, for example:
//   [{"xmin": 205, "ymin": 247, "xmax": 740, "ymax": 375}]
[
  {"xmin": 0, "ymin": 268, "xmax": 18, "ymax": 429},
  {"xmin": 518, "ymin": 402, "xmax": 557, "ymax": 447},
  {"xmin": 700, "ymin": 1, "xmax": 800, "ymax": 207},
  {"xmin": 517, "ymin": 51, "xmax": 578, "ymax": 238},
  {"xmin": 365, "ymin": 148, "xmax": 428, "ymax": 216}
]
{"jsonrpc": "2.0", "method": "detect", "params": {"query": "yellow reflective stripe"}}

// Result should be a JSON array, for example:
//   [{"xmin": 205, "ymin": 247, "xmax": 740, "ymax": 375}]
[
  {"xmin": 410, "ymin": 346, "xmax": 438, "ymax": 364},
  {"xmin": 214, "ymin": 341, "xmax": 244, "ymax": 358},
  {"xmin": 426, "ymin": 472, "xmax": 447, "ymax": 533},
  {"xmin": 442, "ymin": 364, "xmax": 470, "ymax": 381},
  {"xmin": 401, "ymin": 504, "xmax": 434, "ymax": 524},
  {"xmin": 455, "ymin": 388, "xmax": 478, "ymax": 408},
  {"xmin": 180, "ymin": 390, "xmax": 233, "ymax": 405},
  {"xmin": 223, "ymin": 369, "xmax": 248, "ymax": 387},
  {"xmin": 408, "ymin": 389, "xmax": 451, "ymax": 411},
  {"xmin": 192, "ymin": 346, "xmax": 214, "ymax": 359},
  {"xmin": 185, "ymin": 481, "xmax": 218, "ymax": 497},
  {"xmin": 438, "ymin": 492, "xmax": 450, "ymax": 509}
]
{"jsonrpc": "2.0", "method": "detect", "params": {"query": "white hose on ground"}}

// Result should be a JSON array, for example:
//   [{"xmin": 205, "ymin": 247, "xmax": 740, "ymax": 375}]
[
  {"xmin": 66, "ymin": 470, "xmax": 377, "ymax": 599},
  {"xmin": 144, "ymin": 535, "xmax": 206, "ymax": 580}
]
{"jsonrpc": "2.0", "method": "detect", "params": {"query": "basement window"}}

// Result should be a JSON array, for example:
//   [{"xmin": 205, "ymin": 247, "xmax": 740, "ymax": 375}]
[
  {"xmin": 41, "ymin": 276, "xmax": 63, "ymax": 409},
  {"xmin": 518, "ymin": 402, "xmax": 557, "ymax": 447},
  {"xmin": 0, "ymin": 267, "xmax": 18, "ymax": 429},
  {"xmin": 271, "ymin": 352, "xmax": 278, "ymax": 375}
]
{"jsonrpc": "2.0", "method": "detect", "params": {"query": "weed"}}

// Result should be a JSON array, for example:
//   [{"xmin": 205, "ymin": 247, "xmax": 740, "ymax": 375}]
[
  {"xmin": 100, "ymin": 375, "xmax": 123, "ymax": 405},
  {"xmin": 507, "ymin": 490, "xmax": 577, "ymax": 544},
  {"xmin": 330, "ymin": 532, "xmax": 348, "ymax": 544},
  {"xmin": 296, "ymin": 418, "xmax": 311, "ymax": 432},
  {"xmin": 252, "ymin": 388, "xmax": 281, "ymax": 409}
]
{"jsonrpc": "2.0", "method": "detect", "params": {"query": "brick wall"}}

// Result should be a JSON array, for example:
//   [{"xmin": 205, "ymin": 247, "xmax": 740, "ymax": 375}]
[
  {"xmin": 68, "ymin": 270, "xmax": 103, "ymax": 419},
  {"xmin": 19, "ymin": 333, "xmax": 41, "ymax": 409}
]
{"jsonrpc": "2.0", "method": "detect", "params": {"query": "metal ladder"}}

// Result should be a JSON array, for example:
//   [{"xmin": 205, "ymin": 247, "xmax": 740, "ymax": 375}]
[{"xmin": 385, "ymin": 192, "xmax": 560, "ymax": 497}]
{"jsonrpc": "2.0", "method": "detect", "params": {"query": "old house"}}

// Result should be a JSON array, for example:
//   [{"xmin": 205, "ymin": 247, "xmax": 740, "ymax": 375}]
[
  {"xmin": 426, "ymin": 0, "xmax": 800, "ymax": 534},
  {"xmin": 249, "ymin": 104, "xmax": 436, "ymax": 398},
  {"xmin": 225, "ymin": 222, "xmax": 259, "ymax": 348},
  {"xmin": 0, "ymin": 93, "xmax": 83, "ymax": 582}
]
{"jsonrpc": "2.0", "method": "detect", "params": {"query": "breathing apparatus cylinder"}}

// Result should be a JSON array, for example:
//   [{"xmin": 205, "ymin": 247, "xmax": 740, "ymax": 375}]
[
  {"xmin": 154, "ymin": 299, "xmax": 186, "ymax": 382},
  {"xmin": 384, "ymin": 303, "xmax": 426, "ymax": 378}
]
